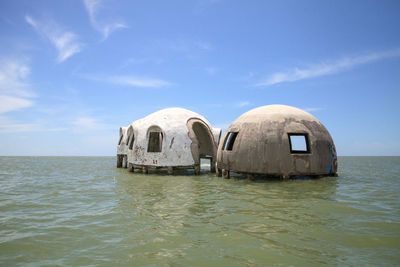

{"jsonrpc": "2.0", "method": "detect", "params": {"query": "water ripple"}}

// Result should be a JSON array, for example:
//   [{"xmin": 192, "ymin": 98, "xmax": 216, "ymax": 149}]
[{"xmin": 0, "ymin": 156, "xmax": 399, "ymax": 266}]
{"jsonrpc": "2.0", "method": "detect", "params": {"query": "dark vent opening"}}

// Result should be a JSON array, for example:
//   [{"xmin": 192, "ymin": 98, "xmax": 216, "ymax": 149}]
[
  {"xmin": 129, "ymin": 134, "xmax": 135, "ymax": 150},
  {"xmin": 147, "ymin": 132, "xmax": 163, "ymax": 152}
]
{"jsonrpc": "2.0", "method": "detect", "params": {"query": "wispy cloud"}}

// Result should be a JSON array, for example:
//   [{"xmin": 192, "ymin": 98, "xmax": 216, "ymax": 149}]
[
  {"xmin": 108, "ymin": 76, "xmax": 171, "ymax": 88},
  {"xmin": 71, "ymin": 116, "xmax": 117, "ymax": 134},
  {"xmin": 25, "ymin": 15, "xmax": 83, "ymax": 62},
  {"xmin": 303, "ymin": 107, "xmax": 325, "ymax": 112},
  {"xmin": 0, "ymin": 116, "xmax": 66, "ymax": 133},
  {"xmin": 0, "ymin": 96, "xmax": 33, "ymax": 114},
  {"xmin": 0, "ymin": 58, "xmax": 33, "ymax": 97},
  {"xmin": 84, "ymin": 74, "xmax": 171, "ymax": 88},
  {"xmin": 0, "ymin": 124, "xmax": 66, "ymax": 133},
  {"xmin": 72, "ymin": 117, "xmax": 105, "ymax": 132},
  {"xmin": 120, "ymin": 57, "xmax": 166, "ymax": 69},
  {"xmin": 236, "ymin": 101, "xmax": 252, "ymax": 108},
  {"xmin": 83, "ymin": 0, "xmax": 127, "ymax": 40},
  {"xmin": 255, "ymin": 48, "xmax": 400, "ymax": 87},
  {"xmin": 0, "ymin": 58, "xmax": 35, "ymax": 113}
]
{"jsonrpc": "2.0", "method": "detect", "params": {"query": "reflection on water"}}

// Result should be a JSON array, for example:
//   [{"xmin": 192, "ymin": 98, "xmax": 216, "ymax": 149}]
[{"xmin": 0, "ymin": 157, "xmax": 399, "ymax": 266}]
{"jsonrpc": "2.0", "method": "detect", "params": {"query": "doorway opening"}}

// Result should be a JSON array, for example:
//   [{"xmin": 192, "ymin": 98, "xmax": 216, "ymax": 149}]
[{"xmin": 187, "ymin": 119, "xmax": 217, "ymax": 173}]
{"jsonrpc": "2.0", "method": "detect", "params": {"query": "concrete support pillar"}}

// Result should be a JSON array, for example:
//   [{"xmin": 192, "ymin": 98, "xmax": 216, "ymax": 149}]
[
  {"xmin": 128, "ymin": 163, "xmax": 134, "ymax": 172},
  {"xmin": 167, "ymin": 166, "xmax": 174, "ymax": 175},
  {"xmin": 247, "ymin": 173, "xmax": 255, "ymax": 181},
  {"xmin": 210, "ymin": 160, "xmax": 216, "ymax": 173},
  {"xmin": 122, "ymin": 155, "xmax": 127, "ymax": 168},
  {"xmin": 142, "ymin": 166, "xmax": 148, "ymax": 174},
  {"xmin": 223, "ymin": 169, "xmax": 230, "ymax": 179},
  {"xmin": 116, "ymin": 155, "xmax": 122, "ymax": 168},
  {"xmin": 194, "ymin": 164, "xmax": 200, "ymax": 175},
  {"xmin": 216, "ymin": 168, "xmax": 222, "ymax": 177}
]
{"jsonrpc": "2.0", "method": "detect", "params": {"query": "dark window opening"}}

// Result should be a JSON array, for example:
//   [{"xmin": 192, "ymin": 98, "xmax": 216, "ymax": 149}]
[
  {"xmin": 288, "ymin": 133, "xmax": 310, "ymax": 154},
  {"xmin": 118, "ymin": 134, "xmax": 124, "ymax": 145},
  {"xmin": 223, "ymin": 132, "xmax": 238, "ymax": 151},
  {"xmin": 129, "ymin": 134, "xmax": 135, "ymax": 150},
  {"xmin": 147, "ymin": 132, "xmax": 163, "ymax": 152}
]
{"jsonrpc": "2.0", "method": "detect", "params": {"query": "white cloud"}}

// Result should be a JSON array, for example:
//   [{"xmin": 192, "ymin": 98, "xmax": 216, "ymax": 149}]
[
  {"xmin": 120, "ymin": 57, "xmax": 165, "ymax": 69},
  {"xmin": 0, "ymin": 59, "xmax": 33, "ymax": 97},
  {"xmin": 108, "ymin": 76, "xmax": 171, "ymax": 88},
  {"xmin": 25, "ymin": 15, "xmax": 83, "ymax": 62},
  {"xmin": 256, "ymin": 48, "xmax": 400, "ymax": 86},
  {"xmin": 0, "ymin": 124, "xmax": 66, "ymax": 133},
  {"xmin": 72, "ymin": 117, "xmax": 102, "ymax": 129},
  {"xmin": 71, "ymin": 116, "xmax": 116, "ymax": 133},
  {"xmin": 0, "ymin": 95, "xmax": 33, "ymax": 113},
  {"xmin": 83, "ymin": 74, "xmax": 171, "ymax": 88},
  {"xmin": 154, "ymin": 39, "xmax": 214, "ymax": 54},
  {"xmin": 236, "ymin": 101, "xmax": 251, "ymax": 108},
  {"xmin": 52, "ymin": 32, "xmax": 83, "ymax": 62},
  {"xmin": 83, "ymin": 0, "xmax": 127, "ymax": 40},
  {"xmin": 0, "ymin": 116, "xmax": 66, "ymax": 133},
  {"xmin": 0, "ymin": 122, "xmax": 40, "ymax": 133},
  {"xmin": 0, "ymin": 59, "xmax": 35, "ymax": 113},
  {"xmin": 303, "ymin": 107, "xmax": 325, "ymax": 112}
]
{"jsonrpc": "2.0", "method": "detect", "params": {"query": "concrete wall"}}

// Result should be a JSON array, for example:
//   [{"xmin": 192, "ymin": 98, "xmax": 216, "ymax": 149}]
[{"xmin": 217, "ymin": 105, "xmax": 337, "ymax": 176}]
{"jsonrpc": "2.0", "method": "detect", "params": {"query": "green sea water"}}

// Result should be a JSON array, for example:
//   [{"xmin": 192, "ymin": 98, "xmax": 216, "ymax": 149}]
[{"xmin": 0, "ymin": 156, "xmax": 399, "ymax": 266}]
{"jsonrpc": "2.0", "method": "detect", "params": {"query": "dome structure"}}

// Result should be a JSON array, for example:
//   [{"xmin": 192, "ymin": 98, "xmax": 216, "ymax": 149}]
[
  {"xmin": 120, "ymin": 107, "xmax": 221, "ymax": 174},
  {"xmin": 216, "ymin": 105, "xmax": 337, "ymax": 179}
]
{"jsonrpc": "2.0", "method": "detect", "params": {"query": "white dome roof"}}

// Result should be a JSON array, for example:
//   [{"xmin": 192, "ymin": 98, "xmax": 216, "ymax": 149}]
[{"xmin": 132, "ymin": 107, "xmax": 211, "ymax": 129}]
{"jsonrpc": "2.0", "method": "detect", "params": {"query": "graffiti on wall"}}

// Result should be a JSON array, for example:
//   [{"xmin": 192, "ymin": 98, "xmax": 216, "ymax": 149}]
[{"xmin": 326, "ymin": 143, "xmax": 337, "ymax": 174}]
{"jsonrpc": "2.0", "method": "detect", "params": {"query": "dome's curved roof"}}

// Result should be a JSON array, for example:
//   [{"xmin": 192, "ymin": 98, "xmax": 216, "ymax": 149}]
[
  {"xmin": 234, "ymin": 104, "xmax": 318, "ymax": 124},
  {"xmin": 135, "ymin": 107, "xmax": 211, "ymax": 127}
]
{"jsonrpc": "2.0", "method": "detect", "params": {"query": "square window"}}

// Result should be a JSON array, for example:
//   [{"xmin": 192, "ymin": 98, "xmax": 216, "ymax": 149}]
[{"xmin": 288, "ymin": 133, "xmax": 310, "ymax": 154}]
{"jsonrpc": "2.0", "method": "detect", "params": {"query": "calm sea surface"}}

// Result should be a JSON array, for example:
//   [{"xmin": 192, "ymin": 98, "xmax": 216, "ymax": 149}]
[{"xmin": 0, "ymin": 156, "xmax": 399, "ymax": 266}]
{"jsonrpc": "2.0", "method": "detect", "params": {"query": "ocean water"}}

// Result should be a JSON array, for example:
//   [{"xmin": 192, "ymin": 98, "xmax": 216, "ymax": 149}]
[{"xmin": 0, "ymin": 156, "xmax": 399, "ymax": 266}]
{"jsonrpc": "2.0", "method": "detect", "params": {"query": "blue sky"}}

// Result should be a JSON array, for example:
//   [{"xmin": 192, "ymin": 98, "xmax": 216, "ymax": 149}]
[{"xmin": 0, "ymin": 0, "xmax": 399, "ymax": 156}]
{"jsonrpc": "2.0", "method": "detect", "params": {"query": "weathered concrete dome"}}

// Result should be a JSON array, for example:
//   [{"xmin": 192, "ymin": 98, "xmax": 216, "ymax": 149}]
[
  {"xmin": 125, "ymin": 107, "xmax": 221, "ymax": 174},
  {"xmin": 217, "ymin": 105, "xmax": 337, "ymax": 178}
]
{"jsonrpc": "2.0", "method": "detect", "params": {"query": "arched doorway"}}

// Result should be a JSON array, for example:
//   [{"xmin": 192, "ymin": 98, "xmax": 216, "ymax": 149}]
[{"xmin": 187, "ymin": 118, "xmax": 217, "ymax": 174}]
